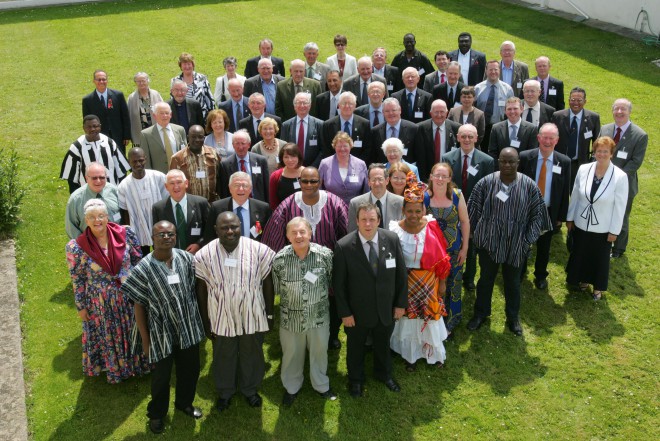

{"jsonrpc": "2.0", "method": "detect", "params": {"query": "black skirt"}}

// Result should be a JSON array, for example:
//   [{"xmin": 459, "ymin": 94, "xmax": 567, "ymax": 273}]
[{"xmin": 566, "ymin": 227, "xmax": 611, "ymax": 291}]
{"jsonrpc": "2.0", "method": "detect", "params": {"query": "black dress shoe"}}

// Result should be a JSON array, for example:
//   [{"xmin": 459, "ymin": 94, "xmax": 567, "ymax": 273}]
[
  {"xmin": 506, "ymin": 319, "xmax": 523, "ymax": 336},
  {"xmin": 177, "ymin": 405, "xmax": 203, "ymax": 419},
  {"xmin": 467, "ymin": 316, "xmax": 487, "ymax": 331},
  {"xmin": 246, "ymin": 393, "xmax": 263, "ymax": 408},
  {"xmin": 318, "ymin": 389, "xmax": 338, "ymax": 401},
  {"xmin": 349, "ymin": 382, "xmax": 363, "ymax": 398},
  {"xmin": 149, "ymin": 418, "xmax": 165, "ymax": 434},
  {"xmin": 610, "ymin": 251, "xmax": 623, "ymax": 258},
  {"xmin": 215, "ymin": 397, "xmax": 231, "ymax": 412},
  {"xmin": 329, "ymin": 338, "xmax": 341, "ymax": 350},
  {"xmin": 463, "ymin": 280, "xmax": 476, "ymax": 290},
  {"xmin": 534, "ymin": 278, "xmax": 548, "ymax": 290},
  {"xmin": 282, "ymin": 391, "xmax": 298, "ymax": 407},
  {"xmin": 383, "ymin": 378, "xmax": 401, "ymax": 393}
]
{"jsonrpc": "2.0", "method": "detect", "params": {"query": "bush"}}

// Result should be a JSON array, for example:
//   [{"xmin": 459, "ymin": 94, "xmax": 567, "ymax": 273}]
[{"xmin": 0, "ymin": 148, "xmax": 26, "ymax": 239}]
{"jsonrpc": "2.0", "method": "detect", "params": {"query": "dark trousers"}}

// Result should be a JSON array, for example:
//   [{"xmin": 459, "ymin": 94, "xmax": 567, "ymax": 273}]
[
  {"xmin": 147, "ymin": 344, "xmax": 200, "ymax": 419},
  {"xmin": 345, "ymin": 322, "xmax": 394, "ymax": 384},
  {"xmin": 463, "ymin": 238, "xmax": 478, "ymax": 284},
  {"xmin": 473, "ymin": 249, "xmax": 523, "ymax": 321},
  {"xmin": 613, "ymin": 195, "xmax": 634, "ymax": 254},
  {"xmin": 532, "ymin": 228, "xmax": 553, "ymax": 280},
  {"xmin": 328, "ymin": 295, "xmax": 341, "ymax": 342},
  {"xmin": 212, "ymin": 333, "xmax": 265, "ymax": 399}
]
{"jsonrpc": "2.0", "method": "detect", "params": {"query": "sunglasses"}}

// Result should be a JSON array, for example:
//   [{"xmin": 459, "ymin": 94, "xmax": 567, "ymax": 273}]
[{"xmin": 299, "ymin": 179, "xmax": 320, "ymax": 184}]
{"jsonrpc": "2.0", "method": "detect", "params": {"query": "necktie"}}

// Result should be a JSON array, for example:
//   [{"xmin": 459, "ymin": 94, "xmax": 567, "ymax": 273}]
[
  {"xmin": 390, "ymin": 126, "xmax": 398, "ymax": 139},
  {"xmin": 510, "ymin": 124, "xmax": 518, "ymax": 142},
  {"xmin": 256, "ymin": 119, "xmax": 262, "ymax": 140},
  {"xmin": 175, "ymin": 203, "xmax": 187, "ymax": 249},
  {"xmin": 375, "ymin": 200, "xmax": 384, "ymax": 228},
  {"xmin": 234, "ymin": 103, "xmax": 241, "ymax": 131},
  {"xmin": 373, "ymin": 110, "xmax": 380, "ymax": 127},
  {"xmin": 568, "ymin": 115, "xmax": 578, "ymax": 159},
  {"xmin": 343, "ymin": 120, "xmax": 350, "ymax": 135},
  {"xmin": 539, "ymin": 80, "xmax": 546, "ymax": 103},
  {"xmin": 306, "ymin": 66, "xmax": 313, "ymax": 79},
  {"xmin": 367, "ymin": 240, "xmax": 378, "ymax": 275},
  {"xmin": 434, "ymin": 126, "xmax": 441, "ymax": 163},
  {"xmin": 526, "ymin": 108, "xmax": 533, "ymax": 123},
  {"xmin": 440, "ymin": 73, "xmax": 445, "ymax": 84},
  {"xmin": 240, "ymin": 159, "xmax": 247, "ymax": 172},
  {"xmin": 538, "ymin": 158, "xmax": 547, "ymax": 198},
  {"xmin": 448, "ymin": 87, "xmax": 454, "ymax": 106},
  {"xmin": 462, "ymin": 154, "xmax": 469, "ymax": 192},
  {"xmin": 295, "ymin": 84, "xmax": 302, "ymax": 94},
  {"xmin": 236, "ymin": 206, "xmax": 246, "ymax": 237},
  {"xmin": 99, "ymin": 95, "xmax": 105, "ymax": 108},
  {"xmin": 361, "ymin": 82, "xmax": 368, "ymax": 105},
  {"xmin": 297, "ymin": 119, "xmax": 305, "ymax": 159},
  {"xmin": 162, "ymin": 127, "xmax": 173, "ymax": 162},
  {"xmin": 613, "ymin": 127, "xmax": 622, "ymax": 144},
  {"xmin": 484, "ymin": 84, "xmax": 495, "ymax": 123},
  {"xmin": 330, "ymin": 96, "xmax": 337, "ymax": 117},
  {"xmin": 407, "ymin": 92, "xmax": 414, "ymax": 117}
]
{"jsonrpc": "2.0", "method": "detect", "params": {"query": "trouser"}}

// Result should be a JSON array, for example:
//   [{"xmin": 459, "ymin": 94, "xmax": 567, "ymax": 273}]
[
  {"xmin": 473, "ymin": 249, "xmax": 523, "ymax": 321},
  {"xmin": 147, "ymin": 344, "xmax": 200, "ymax": 419},
  {"xmin": 345, "ymin": 322, "xmax": 394, "ymax": 384},
  {"xmin": 463, "ymin": 238, "xmax": 477, "ymax": 284},
  {"xmin": 280, "ymin": 325, "xmax": 330, "ymax": 394},
  {"xmin": 523, "ymin": 207, "xmax": 553, "ymax": 280},
  {"xmin": 212, "ymin": 333, "xmax": 265, "ymax": 399},
  {"xmin": 328, "ymin": 296, "xmax": 341, "ymax": 342},
  {"xmin": 612, "ymin": 195, "xmax": 634, "ymax": 254}
]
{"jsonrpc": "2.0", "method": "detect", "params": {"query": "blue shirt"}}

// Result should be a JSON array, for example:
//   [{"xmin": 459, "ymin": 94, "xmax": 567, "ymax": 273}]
[{"xmin": 261, "ymin": 80, "xmax": 276, "ymax": 114}]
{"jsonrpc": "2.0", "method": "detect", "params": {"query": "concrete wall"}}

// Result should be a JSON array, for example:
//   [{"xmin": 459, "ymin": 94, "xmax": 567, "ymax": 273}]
[{"xmin": 520, "ymin": 0, "xmax": 660, "ymax": 35}]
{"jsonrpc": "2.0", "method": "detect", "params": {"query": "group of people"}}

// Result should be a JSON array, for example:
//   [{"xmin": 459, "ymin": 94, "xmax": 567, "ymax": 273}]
[{"xmin": 63, "ymin": 31, "xmax": 647, "ymax": 434}]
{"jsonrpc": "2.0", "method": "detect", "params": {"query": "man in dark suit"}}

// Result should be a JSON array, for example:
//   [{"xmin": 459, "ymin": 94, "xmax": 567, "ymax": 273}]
[
  {"xmin": 321, "ymin": 92, "xmax": 372, "ymax": 164},
  {"xmin": 521, "ymin": 80, "xmax": 555, "ymax": 128},
  {"xmin": 244, "ymin": 38, "xmax": 285, "ymax": 78},
  {"xmin": 333, "ymin": 202, "xmax": 407, "ymax": 397},
  {"xmin": 529, "ymin": 56, "xmax": 565, "ymax": 111},
  {"xmin": 390, "ymin": 33, "xmax": 435, "ymax": 84},
  {"xmin": 217, "ymin": 130, "xmax": 270, "ymax": 203},
  {"xmin": 82, "ymin": 69, "xmax": 131, "ymax": 153},
  {"xmin": 519, "ymin": 123, "xmax": 571, "ymax": 289},
  {"xmin": 372, "ymin": 98, "xmax": 418, "ymax": 164},
  {"xmin": 488, "ymin": 97, "xmax": 538, "ymax": 162},
  {"xmin": 342, "ymin": 57, "xmax": 387, "ymax": 107},
  {"xmin": 392, "ymin": 67, "xmax": 433, "ymax": 124},
  {"xmin": 414, "ymin": 100, "xmax": 461, "ymax": 181},
  {"xmin": 371, "ymin": 47, "xmax": 402, "ymax": 94},
  {"xmin": 495, "ymin": 41, "xmax": 529, "ymax": 97},
  {"xmin": 448, "ymin": 32, "xmax": 487, "ymax": 86},
  {"xmin": 281, "ymin": 93, "xmax": 325, "ymax": 167},
  {"xmin": 314, "ymin": 70, "xmax": 343, "ymax": 121},
  {"xmin": 242, "ymin": 59, "xmax": 284, "ymax": 115},
  {"xmin": 204, "ymin": 171, "xmax": 272, "ymax": 243},
  {"xmin": 238, "ymin": 93, "xmax": 282, "ymax": 145},
  {"xmin": 217, "ymin": 78, "xmax": 250, "ymax": 132},
  {"xmin": 551, "ymin": 87, "xmax": 601, "ymax": 186},
  {"xmin": 169, "ymin": 80, "xmax": 204, "ymax": 134},
  {"xmin": 303, "ymin": 42, "xmax": 331, "ymax": 91},
  {"xmin": 432, "ymin": 62, "xmax": 464, "ymax": 110},
  {"xmin": 441, "ymin": 124, "xmax": 494, "ymax": 290},
  {"xmin": 152, "ymin": 169, "xmax": 209, "ymax": 254},
  {"xmin": 275, "ymin": 59, "xmax": 322, "ymax": 121},
  {"xmin": 423, "ymin": 50, "xmax": 450, "ymax": 93},
  {"xmin": 355, "ymin": 82, "xmax": 386, "ymax": 128}
]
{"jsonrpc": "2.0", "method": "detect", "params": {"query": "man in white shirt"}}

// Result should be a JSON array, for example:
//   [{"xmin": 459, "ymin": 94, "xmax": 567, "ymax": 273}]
[
  {"xmin": 488, "ymin": 97, "xmax": 538, "ymax": 161},
  {"xmin": 521, "ymin": 79, "xmax": 556, "ymax": 128}
]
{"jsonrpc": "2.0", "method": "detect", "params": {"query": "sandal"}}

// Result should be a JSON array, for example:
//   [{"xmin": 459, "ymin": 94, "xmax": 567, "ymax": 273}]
[
  {"xmin": 592, "ymin": 291, "xmax": 603, "ymax": 301},
  {"xmin": 404, "ymin": 361, "xmax": 416, "ymax": 372},
  {"xmin": 579, "ymin": 283, "xmax": 589, "ymax": 292}
]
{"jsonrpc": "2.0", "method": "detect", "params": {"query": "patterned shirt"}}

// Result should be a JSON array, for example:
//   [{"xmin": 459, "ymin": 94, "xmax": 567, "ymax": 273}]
[
  {"xmin": 122, "ymin": 250, "xmax": 204, "ymax": 363},
  {"xmin": 272, "ymin": 243, "xmax": 333, "ymax": 332},
  {"xmin": 171, "ymin": 71, "xmax": 215, "ymax": 119},
  {"xmin": 60, "ymin": 133, "xmax": 130, "ymax": 188},
  {"xmin": 65, "ymin": 184, "xmax": 120, "ymax": 239},
  {"xmin": 169, "ymin": 146, "xmax": 220, "ymax": 202},
  {"xmin": 117, "ymin": 170, "xmax": 168, "ymax": 245}
]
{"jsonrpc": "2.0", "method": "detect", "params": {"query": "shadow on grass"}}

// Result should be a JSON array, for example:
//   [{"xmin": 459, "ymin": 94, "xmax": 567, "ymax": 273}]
[
  {"xmin": 563, "ymin": 287, "xmax": 625, "ymax": 343},
  {"xmin": 49, "ymin": 282, "xmax": 74, "ymax": 306},
  {"xmin": 608, "ymin": 254, "xmax": 645, "ymax": 298}
]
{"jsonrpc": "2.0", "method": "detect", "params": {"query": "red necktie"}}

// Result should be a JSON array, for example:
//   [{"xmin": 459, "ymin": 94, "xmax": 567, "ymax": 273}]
[
  {"xmin": 240, "ymin": 159, "xmax": 246, "ymax": 172},
  {"xmin": 462, "ymin": 154, "xmax": 469, "ymax": 192},
  {"xmin": 613, "ymin": 127, "xmax": 622, "ymax": 144},
  {"xmin": 434, "ymin": 127, "xmax": 441, "ymax": 163},
  {"xmin": 297, "ymin": 119, "xmax": 305, "ymax": 159},
  {"xmin": 441, "ymin": 73, "xmax": 446, "ymax": 84}
]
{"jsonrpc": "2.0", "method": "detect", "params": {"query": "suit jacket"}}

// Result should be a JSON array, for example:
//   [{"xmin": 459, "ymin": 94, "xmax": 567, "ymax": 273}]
[
  {"xmin": 391, "ymin": 88, "xmax": 433, "ymax": 123},
  {"xmin": 599, "ymin": 122, "xmax": 648, "ymax": 197},
  {"xmin": 168, "ymin": 98, "xmax": 204, "ymax": 132},
  {"xmin": 127, "ymin": 88, "xmax": 163, "ymax": 145},
  {"xmin": 432, "ymin": 81, "xmax": 464, "ymax": 110},
  {"xmin": 152, "ymin": 194, "xmax": 209, "ymax": 248},
  {"xmin": 448, "ymin": 49, "xmax": 487, "ymax": 86},
  {"xmin": 244, "ymin": 56, "xmax": 285, "ymax": 78},
  {"xmin": 326, "ymin": 54, "xmax": 358, "ymax": 78},
  {"xmin": 342, "ymin": 74, "xmax": 388, "ymax": 106},
  {"xmin": 528, "ymin": 75, "xmax": 565, "ymax": 111},
  {"xmin": 441, "ymin": 147, "xmax": 494, "ymax": 201},
  {"xmin": 447, "ymin": 107, "xmax": 486, "ymax": 148},
  {"xmin": 218, "ymin": 97, "xmax": 251, "ymax": 132},
  {"xmin": 519, "ymin": 149, "xmax": 571, "ymax": 224},
  {"xmin": 413, "ymin": 119, "xmax": 461, "ymax": 181},
  {"xmin": 307, "ymin": 62, "xmax": 332, "ymax": 91},
  {"xmin": 551, "ymin": 109, "xmax": 601, "ymax": 166},
  {"xmin": 523, "ymin": 101, "xmax": 555, "ymax": 128},
  {"xmin": 372, "ymin": 119, "xmax": 418, "ymax": 164},
  {"xmin": 333, "ymin": 229, "xmax": 407, "ymax": 327},
  {"xmin": 488, "ymin": 120, "xmax": 539, "ymax": 160},
  {"xmin": 217, "ymin": 153, "xmax": 270, "ymax": 203},
  {"xmin": 322, "ymin": 115, "xmax": 373, "ymax": 164},
  {"xmin": 242, "ymin": 74, "xmax": 285, "ymax": 98},
  {"xmin": 380, "ymin": 65, "xmax": 403, "ymax": 93},
  {"xmin": 347, "ymin": 191, "xmax": 404, "ymax": 232},
  {"xmin": 281, "ymin": 115, "xmax": 325, "ymax": 167},
  {"xmin": 82, "ymin": 88, "xmax": 131, "ymax": 148},
  {"xmin": 274, "ymin": 77, "xmax": 322, "ymax": 121},
  {"xmin": 314, "ymin": 91, "xmax": 341, "ymax": 121},
  {"xmin": 140, "ymin": 123, "xmax": 187, "ymax": 173},
  {"xmin": 423, "ymin": 70, "xmax": 446, "ymax": 94},
  {"xmin": 238, "ymin": 113, "xmax": 282, "ymax": 145},
  {"xmin": 497, "ymin": 60, "xmax": 529, "ymax": 96},
  {"xmin": 204, "ymin": 196, "xmax": 272, "ymax": 243}
]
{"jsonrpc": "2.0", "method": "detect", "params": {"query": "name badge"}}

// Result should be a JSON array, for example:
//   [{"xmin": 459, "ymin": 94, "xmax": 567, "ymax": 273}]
[
  {"xmin": 552, "ymin": 164, "xmax": 562, "ymax": 174},
  {"xmin": 293, "ymin": 181, "xmax": 301, "ymax": 189},
  {"xmin": 113, "ymin": 212, "xmax": 121, "ymax": 221},
  {"xmin": 225, "ymin": 258, "xmax": 237, "ymax": 267},
  {"xmin": 349, "ymin": 175, "xmax": 359, "ymax": 183},
  {"xmin": 583, "ymin": 131, "xmax": 593, "ymax": 139},
  {"xmin": 402, "ymin": 148, "xmax": 408, "ymax": 155},
  {"xmin": 414, "ymin": 111, "xmax": 423, "ymax": 119},
  {"xmin": 191, "ymin": 227, "xmax": 201, "ymax": 236},
  {"xmin": 304, "ymin": 271, "xmax": 318, "ymax": 284},
  {"xmin": 510, "ymin": 140, "xmax": 521, "ymax": 148},
  {"xmin": 195, "ymin": 170, "xmax": 206, "ymax": 178},
  {"xmin": 616, "ymin": 150, "xmax": 628, "ymax": 159},
  {"xmin": 250, "ymin": 226, "xmax": 259, "ymax": 238},
  {"xmin": 496, "ymin": 191, "xmax": 509, "ymax": 202},
  {"xmin": 310, "ymin": 139, "xmax": 318, "ymax": 146},
  {"xmin": 516, "ymin": 82, "xmax": 523, "ymax": 89},
  {"xmin": 467, "ymin": 165, "xmax": 478, "ymax": 176},
  {"xmin": 252, "ymin": 166, "xmax": 262, "ymax": 174},
  {"xmin": 167, "ymin": 274, "xmax": 180, "ymax": 284},
  {"xmin": 313, "ymin": 73, "xmax": 322, "ymax": 80},
  {"xmin": 353, "ymin": 140, "xmax": 363, "ymax": 148},
  {"xmin": 385, "ymin": 258, "xmax": 396, "ymax": 269},
  {"xmin": 549, "ymin": 89, "xmax": 557, "ymax": 96},
  {"xmin": 387, "ymin": 84, "xmax": 394, "ymax": 91},
  {"xmin": 275, "ymin": 157, "xmax": 280, "ymax": 163},
  {"xmin": 418, "ymin": 68, "xmax": 425, "ymax": 75},
  {"xmin": 498, "ymin": 100, "xmax": 506, "ymax": 107}
]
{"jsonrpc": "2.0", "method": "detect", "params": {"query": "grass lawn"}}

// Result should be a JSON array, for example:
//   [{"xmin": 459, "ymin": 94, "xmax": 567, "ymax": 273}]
[{"xmin": 1, "ymin": 0, "xmax": 658, "ymax": 439}]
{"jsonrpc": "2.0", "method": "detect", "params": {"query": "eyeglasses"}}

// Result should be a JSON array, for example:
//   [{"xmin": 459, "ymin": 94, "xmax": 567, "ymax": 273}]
[
  {"xmin": 85, "ymin": 214, "xmax": 107, "ymax": 221},
  {"xmin": 369, "ymin": 177, "xmax": 386, "ymax": 183},
  {"xmin": 299, "ymin": 179, "xmax": 320, "ymax": 184},
  {"xmin": 231, "ymin": 183, "xmax": 251, "ymax": 189},
  {"xmin": 459, "ymin": 135, "xmax": 476, "ymax": 139},
  {"xmin": 154, "ymin": 232, "xmax": 176, "ymax": 238},
  {"xmin": 87, "ymin": 175, "xmax": 107, "ymax": 181}
]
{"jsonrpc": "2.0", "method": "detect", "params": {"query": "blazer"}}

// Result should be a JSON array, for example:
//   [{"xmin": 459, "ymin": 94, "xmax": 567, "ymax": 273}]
[
  {"xmin": 244, "ymin": 56, "xmax": 285, "ymax": 78},
  {"xmin": 326, "ymin": 53, "xmax": 358, "ymax": 78},
  {"xmin": 448, "ymin": 107, "xmax": 486, "ymax": 148},
  {"xmin": 496, "ymin": 60, "xmax": 529, "ymax": 96},
  {"xmin": 217, "ymin": 152, "xmax": 270, "ymax": 203},
  {"xmin": 204, "ymin": 196, "xmax": 272, "ymax": 243},
  {"xmin": 441, "ymin": 147, "xmax": 494, "ymax": 201},
  {"xmin": 448, "ymin": 48, "xmax": 487, "ymax": 86},
  {"xmin": 342, "ymin": 74, "xmax": 388, "ymax": 106},
  {"xmin": 152, "ymin": 194, "xmax": 210, "ymax": 248},
  {"xmin": 238, "ymin": 113, "xmax": 282, "ymax": 145},
  {"xmin": 321, "ymin": 115, "xmax": 373, "ymax": 164},
  {"xmin": 242, "ymin": 74, "xmax": 284, "ymax": 98},
  {"xmin": 372, "ymin": 119, "xmax": 418, "ymax": 165},
  {"xmin": 274, "ymin": 77, "xmax": 322, "ymax": 121},
  {"xmin": 391, "ymin": 88, "xmax": 433, "ymax": 124},
  {"xmin": 314, "ymin": 91, "xmax": 341, "ymax": 121},
  {"xmin": 306, "ymin": 62, "xmax": 332, "ymax": 91},
  {"xmin": 432, "ymin": 81, "xmax": 464, "ymax": 110},
  {"xmin": 523, "ymin": 101, "xmax": 556, "ymax": 128},
  {"xmin": 318, "ymin": 154, "xmax": 369, "ymax": 205},
  {"xmin": 140, "ymin": 123, "xmax": 187, "ymax": 174},
  {"xmin": 488, "ymin": 120, "xmax": 539, "ymax": 161},
  {"xmin": 333, "ymin": 228, "xmax": 408, "ymax": 327},
  {"xmin": 347, "ymin": 191, "xmax": 404, "ymax": 232},
  {"xmin": 380, "ymin": 65, "xmax": 403, "ymax": 93},
  {"xmin": 528, "ymin": 75, "xmax": 565, "ymax": 111},
  {"xmin": 168, "ymin": 98, "xmax": 204, "ymax": 132},
  {"xmin": 414, "ymin": 119, "xmax": 461, "ymax": 181},
  {"xmin": 567, "ymin": 162, "xmax": 628, "ymax": 234},
  {"xmin": 519, "ymin": 148, "xmax": 572, "ymax": 224},
  {"xmin": 280, "ymin": 115, "xmax": 325, "ymax": 167},
  {"xmin": 218, "ymin": 97, "xmax": 251, "ymax": 132},
  {"xmin": 551, "ymin": 109, "xmax": 601, "ymax": 165},
  {"xmin": 82, "ymin": 88, "xmax": 131, "ymax": 148},
  {"xmin": 422, "ymin": 70, "xmax": 447, "ymax": 94},
  {"xmin": 127, "ymin": 88, "xmax": 163, "ymax": 145},
  {"xmin": 599, "ymin": 122, "xmax": 648, "ymax": 197}
]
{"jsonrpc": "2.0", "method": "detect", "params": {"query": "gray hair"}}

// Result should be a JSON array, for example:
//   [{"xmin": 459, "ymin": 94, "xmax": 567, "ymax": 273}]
[
  {"xmin": 223, "ymin": 56, "xmax": 238, "ymax": 67},
  {"xmin": 133, "ymin": 72, "xmax": 149, "ymax": 82},
  {"xmin": 232, "ymin": 129, "xmax": 252, "ymax": 143},
  {"xmin": 382, "ymin": 97, "xmax": 400, "ymax": 110},
  {"xmin": 286, "ymin": 216, "xmax": 312, "ymax": 234},
  {"xmin": 83, "ymin": 199, "xmax": 108, "ymax": 216},
  {"xmin": 338, "ymin": 91, "xmax": 357, "ymax": 106},
  {"xmin": 500, "ymin": 40, "xmax": 516, "ymax": 51},
  {"xmin": 294, "ymin": 92, "xmax": 312, "ymax": 105},
  {"xmin": 447, "ymin": 61, "xmax": 461, "ymax": 72},
  {"xmin": 381, "ymin": 137, "xmax": 404, "ymax": 156},
  {"xmin": 85, "ymin": 162, "xmax": 107, "ymax": 177},
  {"xmin": 166, "ymin": 169, "xmax": 187, "ymax": 182},
  {"xmin": 612, "ymin": 98, "xmax": 632, "ymax": 112},
  {"xmin": 303, "ymin": 42, "xmax": 319, "ymax": 52},
  {"xmin": 229, "ymin": 171, "xmax": 253, "ymax": 187}
]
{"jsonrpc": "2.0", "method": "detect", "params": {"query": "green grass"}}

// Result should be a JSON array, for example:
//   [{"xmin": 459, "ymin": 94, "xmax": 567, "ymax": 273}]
[{"xmin": 1, "ymin": 0, "xmax": 658, "ymax": 439}]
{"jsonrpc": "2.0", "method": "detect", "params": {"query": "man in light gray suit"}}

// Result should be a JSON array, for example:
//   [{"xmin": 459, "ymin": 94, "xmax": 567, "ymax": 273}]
[
  {"xmin": 281, "ymin": 92, "xmax": 325, "ymax": 167},
  {"xmin": 303, "ymin": 42, "xmax": 332, "ymax": 91},
  {"xmin": 599, "ymin": 98, "xmax": 648, "ymax": 258},
  {"xmin": 348, "ymin": 163, "xmax": 404, "ymax": 232},
  {"xmin": 140, "ymin": 102, "xmax": 187, "ymax": 174}
]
